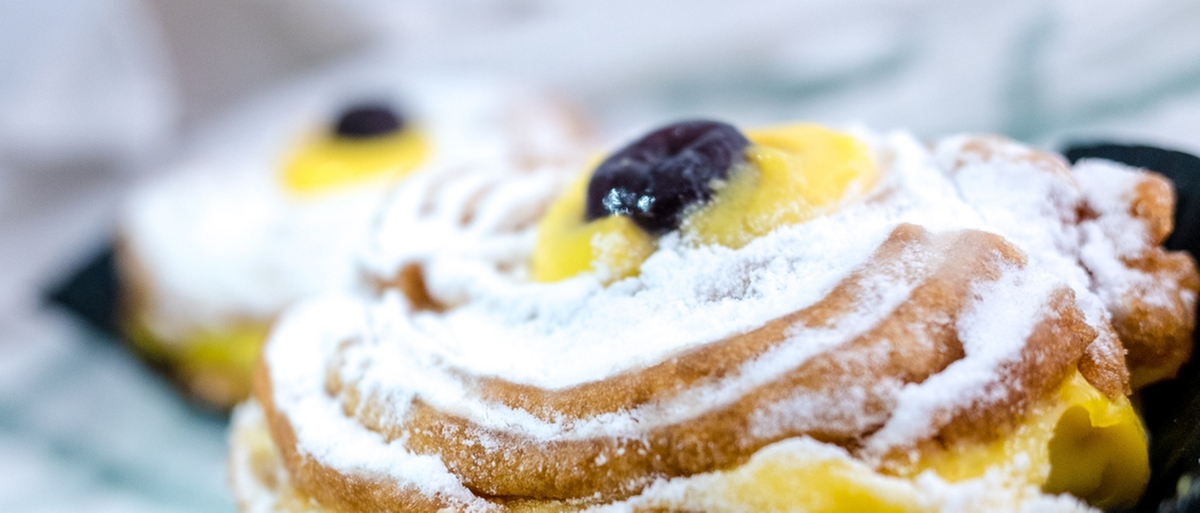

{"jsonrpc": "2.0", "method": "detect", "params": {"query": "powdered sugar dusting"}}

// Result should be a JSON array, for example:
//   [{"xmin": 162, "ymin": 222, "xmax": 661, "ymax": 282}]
[
  {"xmin": 1071, "ymin": 159, "xmax": 1172, "ymax": 313},
  {"xmin": 126, "ymin": 167, "xmax": 385, "ymax": 338},
  {"xmin": 264, "ymin": 295, "xmax": 490, "ymax": 510},
  {"xmin": 262, "ymin": 128, "xmax": 1165, "ymax": 503},
  {"xmin": 353, "ymin": 131, "xmax": 986, "ymax": 391},
  {"xmin": 863, "ymin": 263, "xmax": 1061, "ymax": 456}
]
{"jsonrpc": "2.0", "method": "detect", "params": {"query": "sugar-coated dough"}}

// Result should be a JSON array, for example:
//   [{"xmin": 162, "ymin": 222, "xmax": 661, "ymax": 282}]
[{"xmin": 236, "ymin": 128, "xmax": 1197, "ymax": 511}]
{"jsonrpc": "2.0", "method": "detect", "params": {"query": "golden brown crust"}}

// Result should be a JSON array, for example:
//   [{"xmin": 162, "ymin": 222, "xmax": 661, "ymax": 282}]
[
  {"xmin": 252, "ymin": 136, "xmax": 1196, "ymax": 511},
  {"xmin": 950, "ymin": 136, "xmax": 1199, "ymax": 389},
  {"xmin": 1132, "ymin": 173, "xmax": 1175, "ymax": 246},
  {"xmin": 1100, "ymin": 173, "xmax": 1197, "ymax": 386},
  {"xmin": 1115, "ymin": 247, "xmax": 1199, "ymax": 387},
  {"xmin": 257, "ymin": 360, "xmax": 481, "ymax": 513},
  {"xmin": 1077, "ymin": 324, "xmax": 1131, "ymax": 398},
  {"xmin": 263, "ymin": 225, "xmax": 1119, "ymax": 509},
  {"xmin": 902, "ymin": 288, "xmax": 1090, "ymax": 449},
  {"xmin": 468, "ymin": 223, "xmax": 941, "ymax": 421},
  {"xmin": 1115, "ymin": 170, "xmax": 1197, "ymax": 386},
  {"xmin": 371, "ymin": 263, "xmax": 445, "ymax": 313}
]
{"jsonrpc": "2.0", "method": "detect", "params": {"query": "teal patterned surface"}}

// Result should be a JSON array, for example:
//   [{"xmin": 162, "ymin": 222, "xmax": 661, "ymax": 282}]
[{"xmin": 0, "ymin": 313, "xmax": 234, "ymax": 513}]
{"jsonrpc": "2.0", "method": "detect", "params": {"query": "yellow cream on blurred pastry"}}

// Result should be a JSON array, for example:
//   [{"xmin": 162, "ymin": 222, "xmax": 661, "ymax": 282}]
[
  {"xmin": 120, "ymin": 76, "xmax": 591, "ymax": 409},
  {"xmin": 283, "ymin": 118, "xmax": 428, "ymax": 193}
]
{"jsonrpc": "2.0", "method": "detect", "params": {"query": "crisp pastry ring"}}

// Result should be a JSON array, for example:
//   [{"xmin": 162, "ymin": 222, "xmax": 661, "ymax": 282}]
[
  {"xmin": 252, "ymin": 224, "xmax": 1129, "ymax": 510},
  {"xmin": 241, "ymin": 134, "xmax": 1199, "ymax": 511}
]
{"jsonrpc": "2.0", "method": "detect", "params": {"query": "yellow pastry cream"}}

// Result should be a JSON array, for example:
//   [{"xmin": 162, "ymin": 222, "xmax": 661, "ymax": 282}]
[
  {"xmin": 533, "ymin": 122, "xmax": 877, "ymax": 281},
  {"xmin": 912, "ymin": 370, "xmax": 1148, "ymax": 509},
  {"xmin": 283, "ymin": 104, "xmax": 428, "ymax": 193},
  {"xmin": 632, "ymin": 371, "xmax": 1145, "ymax": 511},
  {"xmin": 532, "ymin": 175, "xmax": 657, "ymax": 282},
  {"xmin": 230, "ymin": 371, "xmax": 1146, "ymax": 512},
  {"xmin": 125, "ymin": 315, "xmax": 269, "ymax": 409},
  {"xmin": 529, "ymin": 120, "xmax": 1149, "ymax": 509}
]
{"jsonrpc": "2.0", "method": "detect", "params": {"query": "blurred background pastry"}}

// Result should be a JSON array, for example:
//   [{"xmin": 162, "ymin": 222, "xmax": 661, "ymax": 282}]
[{"xmin": 117, "ymin": 62, "xmax": 589, "ymax": 409}]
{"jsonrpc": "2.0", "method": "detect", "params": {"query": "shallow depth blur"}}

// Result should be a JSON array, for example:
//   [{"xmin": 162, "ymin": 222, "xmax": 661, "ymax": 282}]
[{"xmin": 3, "ymin": 1, "xmax": 1200, "ymax": 511}]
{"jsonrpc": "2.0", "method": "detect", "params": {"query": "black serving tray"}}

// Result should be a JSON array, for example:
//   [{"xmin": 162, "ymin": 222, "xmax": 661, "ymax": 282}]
[
  {"xmin": 44, "ymin": 143, "xmax": 1200, "ymax": 512},
  {"xmin": 46, "ymin": 245, "xmax": 122, "ymax": 339}
]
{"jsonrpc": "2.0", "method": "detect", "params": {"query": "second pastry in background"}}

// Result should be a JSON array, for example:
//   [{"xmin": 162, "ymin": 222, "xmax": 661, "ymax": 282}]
[{"xmin": 118, "ymin": 62, "xmax": 592, "ymax": 409}]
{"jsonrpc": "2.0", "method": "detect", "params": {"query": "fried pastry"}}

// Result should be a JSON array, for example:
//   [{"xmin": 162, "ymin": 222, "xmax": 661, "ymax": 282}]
[
  {"xmin": 230, "ymin": 121, "xmax": 1198, "ymax": 511},
  {"xmin": 119, "ymin": 71, "xmax": 590, "ymax": 409}
]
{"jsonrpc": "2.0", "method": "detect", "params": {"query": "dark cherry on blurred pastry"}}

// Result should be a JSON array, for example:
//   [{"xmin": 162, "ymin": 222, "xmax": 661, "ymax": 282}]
[
  {"xmin": 334, "ymin": 103, "xmax": 404, "ymax": 138},
  {"xmin": 284, "ymin": 101, "xmax": 427, "ymax": 193},
  {"xmin": 585, "ymin": 120, "xmax": 750, "ymax": 234}
]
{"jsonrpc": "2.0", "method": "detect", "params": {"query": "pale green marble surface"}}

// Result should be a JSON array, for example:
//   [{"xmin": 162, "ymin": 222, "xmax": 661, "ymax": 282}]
[{"xmin": 0, "ymin": 312, "xmax": 234, "ymax": 513}]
